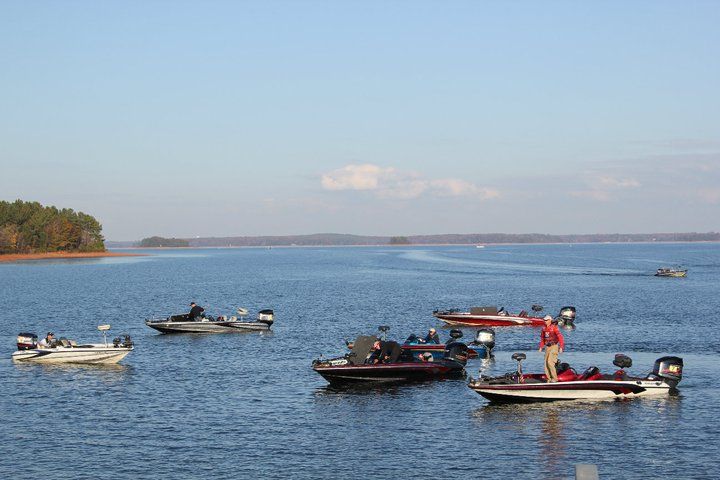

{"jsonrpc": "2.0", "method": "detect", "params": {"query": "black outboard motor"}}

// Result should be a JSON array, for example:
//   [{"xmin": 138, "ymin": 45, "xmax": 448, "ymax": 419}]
[
  {"xmin": 448, "ymin": 329, "xmax": 463, "ymax": 340},
  {"xmin": 257, "ymin": 309, "xmax": 274, "ymax": 326},
  {"xmin": 17, "ymin": 333, "xmax": 38, "ymax": 350},
  {"xmin": 650, "ymin": 356, "xmax": 684, "ymax": 387},
  {"xmin": 557, "ymin": 306, "xmax": 576, "ymax": 328},
  {"xmin": 444, "ymin": 342, "xmax": 469, "ymax": 366}
]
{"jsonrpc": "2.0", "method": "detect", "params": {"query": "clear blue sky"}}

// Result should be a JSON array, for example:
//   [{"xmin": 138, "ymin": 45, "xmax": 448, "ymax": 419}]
[{"xmin": 1, "ymin": 1, "xmax": 718, "ymax": 239}]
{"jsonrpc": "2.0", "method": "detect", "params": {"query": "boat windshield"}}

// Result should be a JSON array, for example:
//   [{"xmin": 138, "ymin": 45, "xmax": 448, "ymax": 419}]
[{"xmin": 348, "ymin": 335, "xmax": 378, "ymax": 365}]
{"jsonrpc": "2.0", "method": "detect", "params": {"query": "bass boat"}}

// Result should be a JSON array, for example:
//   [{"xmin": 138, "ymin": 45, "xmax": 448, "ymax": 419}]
[
  {"xmin": 468, "ymin": 352, "xmax": 683, "ymax": 403},
  {"xmin": 433, "ymin": 305, "xmax": 576, "ymax": 328},
  {"xmin": 313, "ymin": 331, "xmax": 469, "ymax": 385},
  {"xmin": 403, "ymin": 328, "xmax": 496, "ymax": 359},
  {"xmin": 12, "ymin": 326, "xmax": 133, "ymax": 364},
  {"xmin": 145, "ymin": 308, "xmax": 274, "ymax": 333},
  {"xmin": 655, "ymin": 267, "xmax": 687, "ymax": 277}
]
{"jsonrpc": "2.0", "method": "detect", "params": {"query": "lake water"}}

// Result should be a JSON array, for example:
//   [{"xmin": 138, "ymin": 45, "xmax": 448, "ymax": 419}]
[{"xmin": 1, "ymin": 244, "xmax": 719, "ymax": 479}]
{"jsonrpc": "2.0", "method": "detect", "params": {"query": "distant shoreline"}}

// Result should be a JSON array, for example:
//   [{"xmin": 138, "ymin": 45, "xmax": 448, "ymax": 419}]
[
  {"xmin": 0, "ymin": 251, "xmax": 145, "ymax": 263},
  {"xmin": 113, "ymin": 240, "xmax": 720, "ymax": 249}
]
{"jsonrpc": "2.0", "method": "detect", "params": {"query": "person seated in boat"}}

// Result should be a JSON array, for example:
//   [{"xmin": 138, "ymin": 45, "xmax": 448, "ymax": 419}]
[
  {"xmin": 418, "ymin": 328, "xmax": 440, "ymax": 344},
  {"xmin": 188, "ymin": 302, "xmax": 205, "ymax": 321},
  {"xmin": 418, "ymin": 352, "xmax": 434, "ymax": 362},
  {"xmin": 366, "ymin": 340, "xmax": 383, "ymax": 364},
  {"xmin": 38, "ymin": 332, "xmax": 55, "ymax": 348}
]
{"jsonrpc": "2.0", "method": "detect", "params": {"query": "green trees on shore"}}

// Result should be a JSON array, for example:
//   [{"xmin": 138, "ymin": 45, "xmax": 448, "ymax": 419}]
[
  {"xmin": 0, "ymin": 200, "xmax": 105, "ymax": 254},
  {"xmin": 138, "ymin": 236, "xmax": 190, "ymax": 247}
]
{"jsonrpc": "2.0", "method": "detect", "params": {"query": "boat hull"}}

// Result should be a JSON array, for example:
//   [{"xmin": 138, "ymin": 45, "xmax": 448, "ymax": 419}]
[
  {"xmin": 314, "ymin": 362, "xmax": 463, "ymax": 385},
  {"xmin": 11, "ymin": 346, "xmax": 132, "ymax": 364},
  {"xmin": 470, "ymin": 379, "xmax": 671, "ymax": 403},
  {"xmin": 145, "ymin": 320, "xmax": 270, "ymax": 333},
  {"xmin": 433, "ymin": 312, "xmax": 545, "ymax": 327}
]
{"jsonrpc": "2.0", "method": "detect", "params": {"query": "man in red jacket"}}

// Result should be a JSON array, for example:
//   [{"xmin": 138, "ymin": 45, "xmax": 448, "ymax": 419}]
[{"xmin": 539, "ymin": 315, "xmax": 565, "ymax": 382}]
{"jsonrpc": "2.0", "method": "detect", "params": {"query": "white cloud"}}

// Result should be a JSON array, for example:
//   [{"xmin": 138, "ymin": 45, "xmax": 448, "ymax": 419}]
[
  {"xmin": 597, "ymin": 176, "xmax": 641, "ymax": 188},
  {"xmin": 321, "ymin": 163, "xmax": 498, "ymax": 200},
  {"xmin": 321, "ymin": 164, "xmax": 395, "ymax": 191}
]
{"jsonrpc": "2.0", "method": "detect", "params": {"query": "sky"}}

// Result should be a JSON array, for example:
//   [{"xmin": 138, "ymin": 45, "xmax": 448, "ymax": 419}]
[{"xmin": 1, "ymin": 1, "xmax": 718, "ymax": 240}]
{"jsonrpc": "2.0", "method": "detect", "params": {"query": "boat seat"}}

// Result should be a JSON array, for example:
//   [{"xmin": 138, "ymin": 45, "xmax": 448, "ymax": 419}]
[
  {"xmin": 579, "ymin": 366, "xmax": 601, "ymax": 381},
  {"xmin": 557, "ymin": 369, "xmax": 578, "ymax": 382}
]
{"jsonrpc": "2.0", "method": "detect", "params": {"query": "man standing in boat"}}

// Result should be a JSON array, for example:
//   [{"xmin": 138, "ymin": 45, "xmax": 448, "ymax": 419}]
[
  {"xmin": 189, "ymin": 302, "xmax": 205, "ymax": 321},
  {"xmin": 539, "ymin": 315, "xmax": 564, "ymax": 383}
]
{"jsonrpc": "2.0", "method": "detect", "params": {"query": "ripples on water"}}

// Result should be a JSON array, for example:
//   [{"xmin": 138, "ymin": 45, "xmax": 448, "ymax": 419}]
[{"xmin": 1, "ymin": 243, "xmax": 719, "ymax": 479}]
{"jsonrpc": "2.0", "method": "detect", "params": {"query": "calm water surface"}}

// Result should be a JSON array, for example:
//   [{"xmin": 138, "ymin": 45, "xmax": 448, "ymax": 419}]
[{"xmin": 1, "ymin": 244, "xmax": 719, "ymax": 479}]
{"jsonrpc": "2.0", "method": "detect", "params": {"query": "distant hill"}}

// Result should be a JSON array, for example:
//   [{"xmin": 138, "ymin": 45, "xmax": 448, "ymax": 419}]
[
  {"xmin": 110, "ymin": 231, "xmax": 720, "ymax": 248},
  {"xmin": 0, "ymin": 200, "xmax": 105, "ymax": 254},
  {"xmin": 139, "ymin": 236, "xmax": 190, "ymax": 248}
]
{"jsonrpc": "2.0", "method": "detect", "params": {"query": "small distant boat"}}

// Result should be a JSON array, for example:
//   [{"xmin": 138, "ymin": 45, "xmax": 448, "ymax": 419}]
[
  {"xmin": 655, "ymin": 267, "xmax": 687, "ymax": 277},
  {"xmin": 475, "ymin": 245, "xmax": 485, "ymax": 249},
  {"xmin": 145, "ymin": 308, "xmax": 274, "ymax": 333},
  {"xmin": 12, "ymin": 326, "xmax": 133, "ymax": 364}
]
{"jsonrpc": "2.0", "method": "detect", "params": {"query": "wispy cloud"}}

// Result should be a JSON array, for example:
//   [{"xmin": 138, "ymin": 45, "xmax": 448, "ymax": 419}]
[{"xmin": 321, "ymin": 163, "xmax": 499, "ymax": 200}]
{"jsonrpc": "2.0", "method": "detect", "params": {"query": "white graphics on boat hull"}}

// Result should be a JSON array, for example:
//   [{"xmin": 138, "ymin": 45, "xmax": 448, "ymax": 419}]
[{"xmin": 11, "ymin": 346, "xmax": 132, "ymax": 364}]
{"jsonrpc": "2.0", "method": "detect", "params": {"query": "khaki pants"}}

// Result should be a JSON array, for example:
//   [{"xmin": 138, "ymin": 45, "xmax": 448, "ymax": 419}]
[{"xmin": 544, "ymin": 344, "xmax": 559, "ymax": 382}]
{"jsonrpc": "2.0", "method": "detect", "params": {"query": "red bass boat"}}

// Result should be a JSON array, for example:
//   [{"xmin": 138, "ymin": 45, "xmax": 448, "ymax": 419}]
[
  {"xmin": 468, "ymin": 353, "xmax": 683, "ymax": 403},
  {"xmin": 433, "ymin": 305, "xmax": 576, "ymax": 328}
]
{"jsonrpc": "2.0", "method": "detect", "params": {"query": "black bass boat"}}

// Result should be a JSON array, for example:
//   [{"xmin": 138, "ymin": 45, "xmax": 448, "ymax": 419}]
[
  {"xmin": 346, "ymin": 328, "xmax": 495, "ymax": 360},
  {"xmin": 468, "ymin": 353, "xmax": 683, "ymax": 403},
  {"xmin": 313, "ymin": 332, "xmax": 469, "ymax": 385},
  {"xmin": 145, "ymin": 308, "xmax": 274, "ymax": 334}
]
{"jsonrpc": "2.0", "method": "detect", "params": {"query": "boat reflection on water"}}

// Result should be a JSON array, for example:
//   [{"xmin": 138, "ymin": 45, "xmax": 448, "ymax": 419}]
[
  {"xmin": 471, "ymin": 395, "xmax": 682, "ymax": 474},
  {"xmin": 13, "ymin": 361, "xmax": 134, "ymax": 386},
  {"xmin": 314, "ymin": 377, "xmax": 460, "ymax": 398}
]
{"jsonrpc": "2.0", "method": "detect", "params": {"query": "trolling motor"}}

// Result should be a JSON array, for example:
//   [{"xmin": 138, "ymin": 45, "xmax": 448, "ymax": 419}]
[{"xmin": 511, "ymin": 352, "xmax": 527, "ymax": 383}]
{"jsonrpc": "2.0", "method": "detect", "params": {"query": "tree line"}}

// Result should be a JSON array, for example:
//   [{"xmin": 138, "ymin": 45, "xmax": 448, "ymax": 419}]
[
  {"xmin": 0, "ymin": 200, "xmax": 105, "ymax": 254},
  {"xmin": 139, "ymin": 236, "xmax": 190, "ymax": 247}
]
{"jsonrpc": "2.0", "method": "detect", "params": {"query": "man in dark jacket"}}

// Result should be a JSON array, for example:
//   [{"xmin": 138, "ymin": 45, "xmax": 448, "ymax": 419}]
[
  {"xmin": 420, "ymin": 328, "xmax": 440, "ymax": 344},
  {"xmin": 189, "ymin": 302, "xmax": 205, "ymax": 321}
]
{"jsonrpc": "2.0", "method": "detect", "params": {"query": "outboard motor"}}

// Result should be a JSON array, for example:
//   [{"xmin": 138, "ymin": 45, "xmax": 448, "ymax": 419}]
[
  {"xmin": 557, "ymin": 306, "xmax": 576, "ymax": 328},
  {"xmin": 257, "ymin": 309, "xmax": 274, "ymax": 326},
  {"xmin": 448, "ymin": 329, "xmax": 463, "ymax": 340},
  {"xmin": 650, "ymin": 356, "xmax": 684, "ymax": 387},
  {"xmin": 17, "ymin": 333, "xmax": 38, "ymax": 350},
  {"xmin": 473, "ymin": 328, "xmax": 496, "ymax": 351},
  {"xmin": 444, "ymin": 342, "xmax": 469, "ymax": 366}
]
